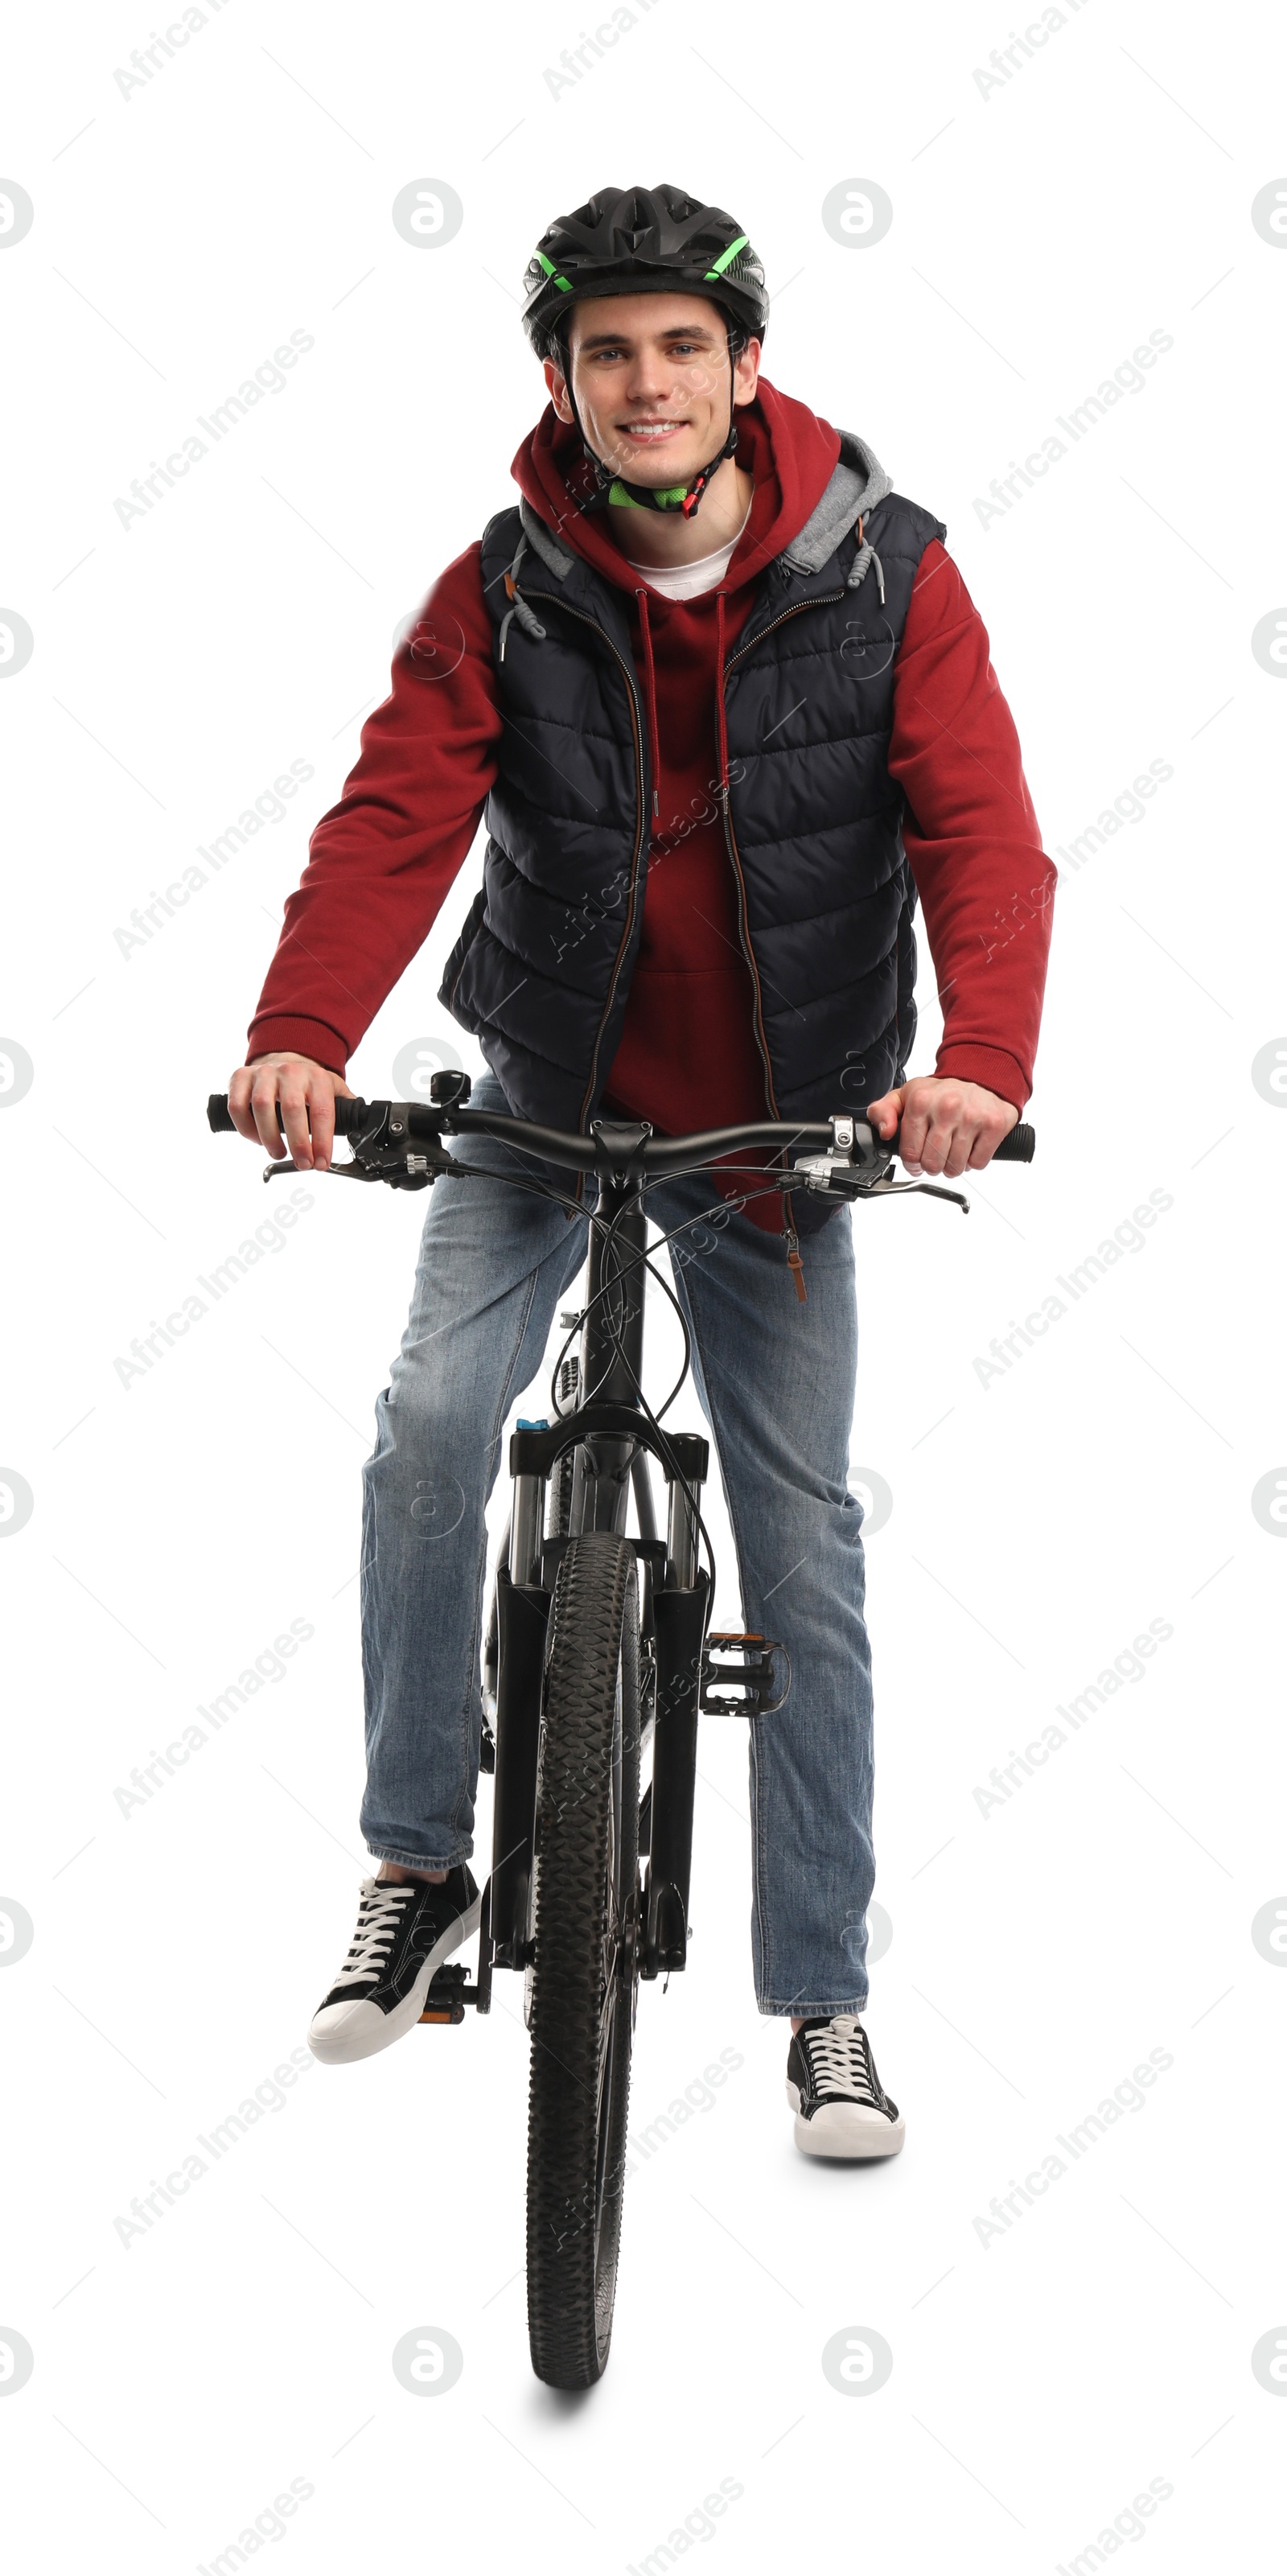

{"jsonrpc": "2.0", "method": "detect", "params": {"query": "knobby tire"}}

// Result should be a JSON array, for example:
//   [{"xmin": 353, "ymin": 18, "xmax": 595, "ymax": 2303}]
[{"xmin": 526, "ymin": 1532, "xmax": 641, "ymax": 2389}]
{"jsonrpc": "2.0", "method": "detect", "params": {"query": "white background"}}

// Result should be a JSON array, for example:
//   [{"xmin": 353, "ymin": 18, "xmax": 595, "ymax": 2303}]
[{"xmin": 2, "ymin": 0, "xmax": 1286, "ymax": 2566}]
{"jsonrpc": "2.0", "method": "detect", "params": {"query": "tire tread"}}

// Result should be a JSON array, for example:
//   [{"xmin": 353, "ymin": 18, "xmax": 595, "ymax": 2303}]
[{"xmin": 526, "ymin": 1531, "xmax": 640, "ymax": 2388}]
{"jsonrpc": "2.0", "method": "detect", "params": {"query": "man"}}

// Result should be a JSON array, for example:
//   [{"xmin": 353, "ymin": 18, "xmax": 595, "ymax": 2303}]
[{"xmin": 229, "ymin": 186, "xmax": 1054, "ymax": 2157}]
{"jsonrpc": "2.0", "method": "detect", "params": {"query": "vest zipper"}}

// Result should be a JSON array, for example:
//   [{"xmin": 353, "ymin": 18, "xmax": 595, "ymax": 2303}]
[
  {"xmin": 722, "ymin": 587, "xmax": 846, "ymax": 681},
  {"xmin": 516, "ymin": 587, "xmax": 650, "ymax": 1176},
  {"xmin": 717, "ymin": 587, "xmax": 846, "ymax": 1298}
]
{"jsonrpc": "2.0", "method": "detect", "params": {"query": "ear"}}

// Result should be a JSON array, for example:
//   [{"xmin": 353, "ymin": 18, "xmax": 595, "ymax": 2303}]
[
  {"xmin": 733, "ymin": 337, "xmax": 761, "ymax": 407},
  {"xmin": 543, "ymin": 352, "xmax": 575, "ymax": 425}
]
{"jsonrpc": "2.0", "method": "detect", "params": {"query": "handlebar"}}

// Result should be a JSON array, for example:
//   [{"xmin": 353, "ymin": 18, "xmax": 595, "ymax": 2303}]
[
  {"xmin": 207, "ymin": 1092, "xmax": 1035, "ymax": 1172},
  {"xmin": 208, "ymin": 1092, "xmax": 1034, "ymax": 1216}
]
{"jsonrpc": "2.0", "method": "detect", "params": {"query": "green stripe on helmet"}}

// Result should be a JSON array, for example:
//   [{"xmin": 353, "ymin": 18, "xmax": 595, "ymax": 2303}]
[
  {"xmin": 703, "ymin": 232, "xmax": 749, "ymax": 279},
  {"xmin": 536, "ymin": 250, "xmax": 574, "ymax": 290}
]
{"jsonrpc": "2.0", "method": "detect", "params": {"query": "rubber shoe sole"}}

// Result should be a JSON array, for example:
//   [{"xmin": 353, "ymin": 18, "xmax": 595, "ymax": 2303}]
[
  {"xmin": 309, "ymin": 1893, "xmax": 482, "ymax": 2066},
  {"xmin": 786, "ymin": 2077, "xmax": 906, "ymax": 2160}
]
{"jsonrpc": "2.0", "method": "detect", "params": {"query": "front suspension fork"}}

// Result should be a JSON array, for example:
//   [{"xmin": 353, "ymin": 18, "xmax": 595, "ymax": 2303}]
[{"xmin": 641, "ymin": 1440, "xmax": 709, "ymax": 1977}]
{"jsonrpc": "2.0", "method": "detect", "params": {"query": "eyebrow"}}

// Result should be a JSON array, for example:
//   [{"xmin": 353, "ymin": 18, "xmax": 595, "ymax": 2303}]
[{"xmin": 575, "ymin": 323, "xmax": 719, "ymax": 352}]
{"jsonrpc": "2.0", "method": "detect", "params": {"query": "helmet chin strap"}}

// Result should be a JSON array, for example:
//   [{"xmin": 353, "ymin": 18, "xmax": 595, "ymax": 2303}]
[{"xmin": 566, "ymin": 330, "xmax": 740, "ymax": 521}]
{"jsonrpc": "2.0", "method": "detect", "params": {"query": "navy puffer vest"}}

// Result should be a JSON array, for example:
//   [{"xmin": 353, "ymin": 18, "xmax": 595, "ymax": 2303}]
[{"xmin": 439, "ymin": 432, "xmax": 945, "ymax": 1226}]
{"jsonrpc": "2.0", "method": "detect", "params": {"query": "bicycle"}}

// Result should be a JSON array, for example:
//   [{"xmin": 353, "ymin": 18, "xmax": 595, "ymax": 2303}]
[{"xmin": 208, "ymin": 1078, "xmax": 1034, "ymax": 2386}]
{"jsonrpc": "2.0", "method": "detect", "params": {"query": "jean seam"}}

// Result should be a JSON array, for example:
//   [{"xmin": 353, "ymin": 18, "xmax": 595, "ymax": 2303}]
[
  {"xmin": 713, "ymin": 1411, "xmax": 777, "ymax": 2004},
  {"xmin": 447, "ymin": 1257, "xmax": 545, "ymax": 1847},
  {"xmin": 365, "ymin": 1846, "xmax": 471, "ymax": 1873},
  {"xmin": 358, "ymin": 1397, "xmax": 390, "ymax": 1818},
  {"xmin": 763, "ymin": 1997, "xmax": 869, "ymax": 2018},
  {"xmin": 675, "ymin": 1263, "xmax": 777, "ymax": 2006}
]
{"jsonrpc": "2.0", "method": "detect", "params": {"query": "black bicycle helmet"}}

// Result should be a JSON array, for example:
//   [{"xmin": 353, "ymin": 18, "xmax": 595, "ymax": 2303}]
[
  {"xmin": 521, "ymin": 184, "xmax": 769, "ymax": 517},
  {"xmin": 522, "ymin": 184, "xmax": 768, "ymax": 360}
]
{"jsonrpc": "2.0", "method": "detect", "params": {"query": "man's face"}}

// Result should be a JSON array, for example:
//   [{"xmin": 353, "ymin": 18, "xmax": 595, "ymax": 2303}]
[{"xmin": 544, "ymin": 290, "xmax": 760, "ymax": 486}]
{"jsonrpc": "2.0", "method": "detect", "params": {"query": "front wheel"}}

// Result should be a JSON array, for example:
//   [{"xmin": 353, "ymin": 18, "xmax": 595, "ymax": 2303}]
[{"xmin": 526, "ymin": 1531, "xmax": 641, "ymax": 2389}]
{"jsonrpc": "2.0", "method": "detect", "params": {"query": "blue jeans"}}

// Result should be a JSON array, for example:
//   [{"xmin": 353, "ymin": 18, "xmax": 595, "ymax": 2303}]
[{"xmin": 360, "ymin": 1076, "xmax": 876, "ymax": 2017}]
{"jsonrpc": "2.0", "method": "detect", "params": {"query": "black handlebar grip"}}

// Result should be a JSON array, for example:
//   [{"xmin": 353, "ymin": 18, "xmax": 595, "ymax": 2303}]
[
  {"xmin": 206, "ymin": 1093, "xmax": 370, "ymax": 1136},
  {"xmin": 992, "ymin": 1122, "xmax": 1035, "ymax": 1162}
]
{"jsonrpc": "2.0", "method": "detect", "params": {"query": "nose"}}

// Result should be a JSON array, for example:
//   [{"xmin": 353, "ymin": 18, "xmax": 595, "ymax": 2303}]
[{"xmin": 621, "ymin": 352, "xmax": 679, "ymax": 409}]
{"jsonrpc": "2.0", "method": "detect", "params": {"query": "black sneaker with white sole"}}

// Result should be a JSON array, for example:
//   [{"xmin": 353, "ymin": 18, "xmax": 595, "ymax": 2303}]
[
  {"xmin": 786, "ymin": 2014, "xmax": 906, "ymax": 2159},
  {"xmin": 308, "ymin": 1866, "xmax": 481, "ymax": 2065}
]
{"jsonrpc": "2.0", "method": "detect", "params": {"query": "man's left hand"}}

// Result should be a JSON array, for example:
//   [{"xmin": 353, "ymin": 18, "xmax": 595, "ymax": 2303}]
[{"xmin": 866, "ymin": 1076, "xmax": 1020, "ymax": 1179}]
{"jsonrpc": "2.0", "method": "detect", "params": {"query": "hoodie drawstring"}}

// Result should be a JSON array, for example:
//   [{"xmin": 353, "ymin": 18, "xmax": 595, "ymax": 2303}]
[
  {"xmin": 498, "ymin": 532, "xmax": 549, "ymax": 662},
  {"xmin": 847, "ymin": 512, "xmax": 886, "ymax": 605},
  {"xmin": 635, "ymin": 588, "xmax": 663, "ymax": 819}
]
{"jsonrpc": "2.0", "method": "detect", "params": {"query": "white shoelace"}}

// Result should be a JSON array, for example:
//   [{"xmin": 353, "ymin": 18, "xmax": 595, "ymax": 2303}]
[
  {"xmin": 334, "ymin": 1877, "xmax": 413, "ymax": 1987},
  {"xmin": 803, "ymin": 2015, "xmax": 880, "ymax": 2105}
]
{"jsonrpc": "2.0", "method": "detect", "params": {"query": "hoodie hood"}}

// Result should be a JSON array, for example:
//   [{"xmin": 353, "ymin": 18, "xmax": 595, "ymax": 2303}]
[{"xmin": 512, "ymin": 376, "xmax": 848, "ymax": 597}]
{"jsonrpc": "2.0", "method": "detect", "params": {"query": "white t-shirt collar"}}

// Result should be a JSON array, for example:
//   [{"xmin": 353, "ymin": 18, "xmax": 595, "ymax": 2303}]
[{"xmin": 623, "ymin": 503, "xmax": 754, "ymax": 602}]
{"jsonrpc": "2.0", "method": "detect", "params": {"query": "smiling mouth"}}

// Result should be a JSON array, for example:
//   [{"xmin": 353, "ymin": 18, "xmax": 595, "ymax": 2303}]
[{"xmin": 619, "ymin": 421, "xmax": 688, "ymax": 440}]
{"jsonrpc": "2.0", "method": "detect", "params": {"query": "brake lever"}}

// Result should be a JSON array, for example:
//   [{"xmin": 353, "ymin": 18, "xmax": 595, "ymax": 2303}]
[
  {"xmin": 848, "ymin": 1169, "xmax": 971, "ymax": 1215},
  {"xmin": 261, "ymin": 1155, "xmax": 381, "ymax": 1184},
  {"xmin": 259, "ymin": 1099, "xmax": 453, "ymax": 1189},
  {"xmin": 792, "ymin": 1121, "xmax": 970, "ymax": 1216}
]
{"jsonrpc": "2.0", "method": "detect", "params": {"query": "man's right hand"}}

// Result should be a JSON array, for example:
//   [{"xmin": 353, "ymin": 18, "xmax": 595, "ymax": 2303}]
[{"xmin": 227, "ymin": 1052, "xmax": 356, "ymax": 1171}]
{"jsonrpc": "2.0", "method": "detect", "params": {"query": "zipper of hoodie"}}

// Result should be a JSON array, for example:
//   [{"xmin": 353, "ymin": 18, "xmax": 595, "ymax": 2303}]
[
  {"xmin": 516, "ymin": 589, "xmax": 650, "ymax": 1182},
  {"xmin": 718, "ymin": 586, "xmax": 846, "ymax": 1302}
]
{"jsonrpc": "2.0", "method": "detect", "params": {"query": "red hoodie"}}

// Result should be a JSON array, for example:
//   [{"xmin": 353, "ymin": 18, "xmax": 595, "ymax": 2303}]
[{"xmin": 248, "ymin": 381, "xmax": 1054, "ymax": 1229}]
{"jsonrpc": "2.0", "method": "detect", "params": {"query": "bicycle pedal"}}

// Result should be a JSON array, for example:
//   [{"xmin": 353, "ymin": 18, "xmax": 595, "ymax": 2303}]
[
  {"xmin": 419, "ymin": 1962, "xmax": 480, "ymax": 2025},
  {"xmin": 699, "ymin": 1632, "xmax": 788, "ymax": 1716}
]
